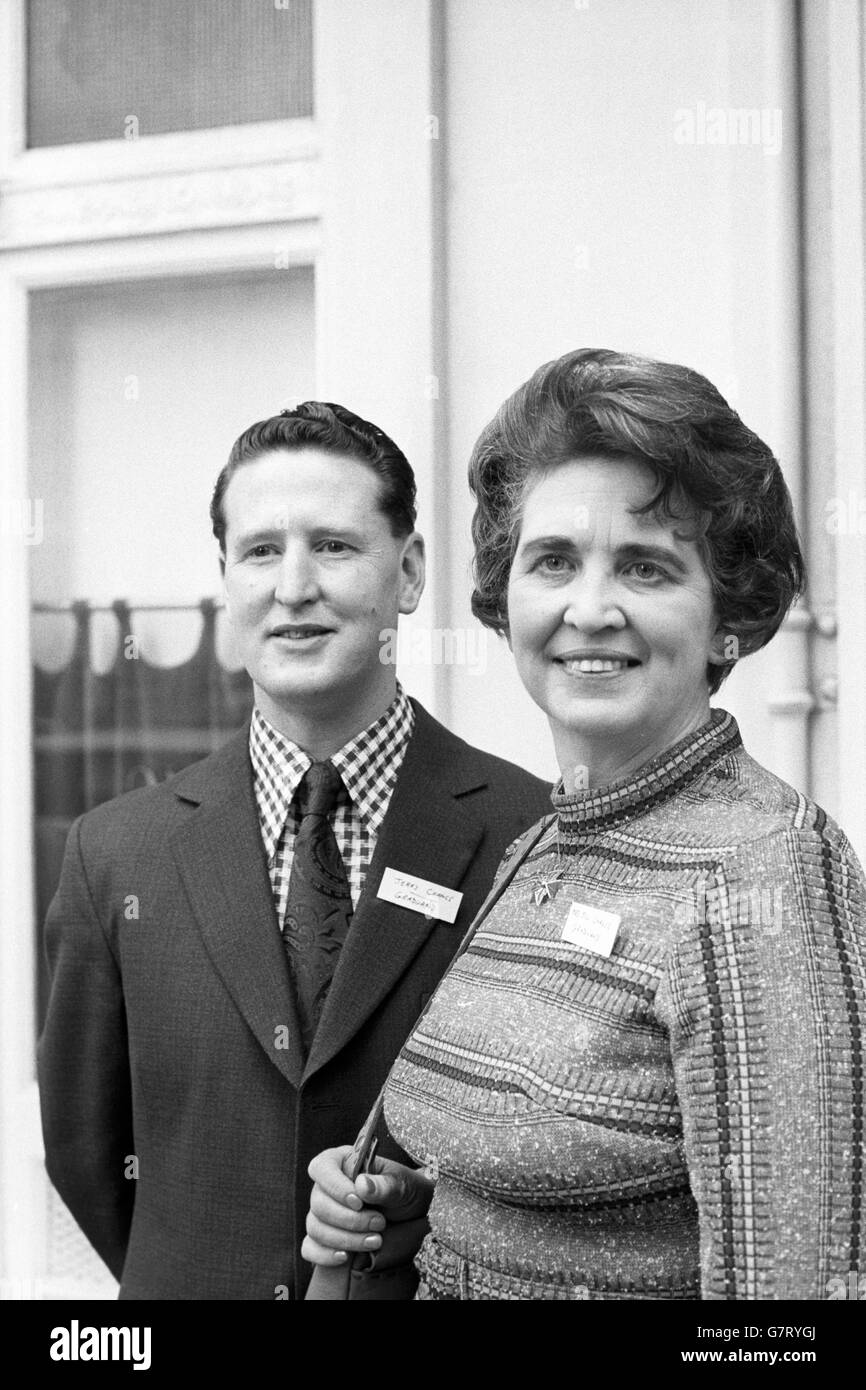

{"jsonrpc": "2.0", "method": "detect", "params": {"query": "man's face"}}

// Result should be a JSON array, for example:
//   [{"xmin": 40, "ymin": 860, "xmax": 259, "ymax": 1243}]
[{"xmin": 222, "ymin": 448, "xmax": 425, "ymax": 735}]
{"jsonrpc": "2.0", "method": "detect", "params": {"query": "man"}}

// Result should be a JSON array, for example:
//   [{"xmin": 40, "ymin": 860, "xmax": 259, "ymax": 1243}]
[{"xmin": 38, "ymin": 402, "xmax": 551, "ymax": 1299}]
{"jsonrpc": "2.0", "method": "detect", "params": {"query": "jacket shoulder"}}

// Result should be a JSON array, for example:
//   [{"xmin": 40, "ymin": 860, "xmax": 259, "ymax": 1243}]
[
  {"xmin": 409, "ymin": 700, "xmax": 552, "ymax": 807},
  {"xmin": 74, "ymin": 726, "xmax": 250, "ymax": 847}
]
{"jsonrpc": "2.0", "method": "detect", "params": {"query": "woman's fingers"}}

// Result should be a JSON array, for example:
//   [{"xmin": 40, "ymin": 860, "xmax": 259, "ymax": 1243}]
[
  {"xmin": 305, "ymin": 1207, "xmax": 384, "ymax": 1255},
  {"xmin": 355, "ymin": 1159, "xmax": 436, "ymax": 1220},
  {"xmin": 308, "ymin": 1184, "xmax": 386, "ymax": 1235},
  {"xmin": 302, "ymin": 1150, "xmax": 435, "ymax": 1270},
  {"xmin": 307, "ymin": 1145, "xmax": 365, "ymax": 1211},
  {"xmin": 299, "ymin": 1233, "xmax": 349, "ymax": 1268}
]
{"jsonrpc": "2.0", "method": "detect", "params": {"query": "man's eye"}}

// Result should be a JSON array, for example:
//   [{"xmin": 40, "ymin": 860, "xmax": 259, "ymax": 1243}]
[
  {"xmin": 320, "ymin": 539, "xmax": 351, "ymax": 554},
  {"xmin": 246, "ymin": 544, "xmax": 277, "ymax": 559}
]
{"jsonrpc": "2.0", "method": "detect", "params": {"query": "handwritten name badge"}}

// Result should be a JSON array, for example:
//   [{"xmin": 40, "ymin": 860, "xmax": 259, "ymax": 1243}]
[
  {"xmin": 377, "ymin": 868, "xmax": 463, "ymax": 924},
  {"xmin": 561, "ymin": 900, "xmax": 621, "ymax": 958}
]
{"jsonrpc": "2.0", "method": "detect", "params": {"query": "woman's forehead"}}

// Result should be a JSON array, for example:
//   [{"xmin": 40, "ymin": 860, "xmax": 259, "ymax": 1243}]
[{"xmin": 517, "ymin": 456, "xmax": 690, "ymax": 538}]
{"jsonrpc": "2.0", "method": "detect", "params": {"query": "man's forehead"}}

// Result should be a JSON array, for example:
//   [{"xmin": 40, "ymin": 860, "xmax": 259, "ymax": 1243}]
[
  {"xmin": 227, "ymin": 446, "xmax": 375, "ymax": 486},
  {"xmin": 224, "ymin": 448, "xmax": 383, "ymax": 514}
]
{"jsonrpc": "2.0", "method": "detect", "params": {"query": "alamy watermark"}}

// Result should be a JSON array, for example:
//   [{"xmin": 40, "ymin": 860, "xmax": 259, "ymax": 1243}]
[
  {"xmin": 0, "ymin": 495, "xmax": 43, "ymax": 545},
  {"xmin": 825, "ymin": 492, "xmax": 866, "ymax": 536},
  {"xmin": 674, "ymin": 102, "xmax": 782, "ymax": 155},
  {"xmin": 673, "ymin": 875, "xmax": 784, "ymax": 934},
  {"xmin": 379, "ymin": 626, "xmax": 487, "ymax": 675}
]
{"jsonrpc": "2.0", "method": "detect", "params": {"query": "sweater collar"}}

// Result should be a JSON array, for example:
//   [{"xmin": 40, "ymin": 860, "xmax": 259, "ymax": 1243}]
[{"xmin": 552, "ymin": 708, "xmax": 742, "ymax": 837}]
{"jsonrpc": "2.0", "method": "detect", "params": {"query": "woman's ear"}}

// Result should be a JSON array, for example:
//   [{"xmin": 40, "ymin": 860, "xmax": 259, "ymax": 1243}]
[{"xmin": 708, "ymin": 625, "xmax": 735, "ymax": 667}]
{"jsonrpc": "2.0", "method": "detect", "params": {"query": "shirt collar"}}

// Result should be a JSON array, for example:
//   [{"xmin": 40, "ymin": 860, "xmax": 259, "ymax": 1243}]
[{"xmin": 329, "ymin": 683, "xmax": 415, "ymax": 829}]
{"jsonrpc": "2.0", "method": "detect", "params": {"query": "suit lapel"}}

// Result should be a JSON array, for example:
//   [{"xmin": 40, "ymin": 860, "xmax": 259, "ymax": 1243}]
[
  {"xmin": 304, "ymin": 706, "xmax": 486, "ymax": 1081},
  {"xmin": 169, "ymin": 726, "xmax": 305, "ymax": 1088}
]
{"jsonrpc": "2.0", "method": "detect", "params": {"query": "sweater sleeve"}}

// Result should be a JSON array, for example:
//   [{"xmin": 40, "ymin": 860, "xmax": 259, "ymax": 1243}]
[{"xmin": 655, "ymin": 818, "xmax": 866, "ymax": 1300}]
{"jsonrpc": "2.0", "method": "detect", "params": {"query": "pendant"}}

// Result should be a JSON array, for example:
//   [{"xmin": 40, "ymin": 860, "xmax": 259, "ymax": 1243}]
[{"xmin": 533, "ymin": 879, "xmax": 563, "ymax": 907}]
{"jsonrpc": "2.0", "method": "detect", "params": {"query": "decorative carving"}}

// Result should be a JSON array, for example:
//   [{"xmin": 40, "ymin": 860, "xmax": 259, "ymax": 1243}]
[{"xmin": 0, "ymin": 159, "xmax": 319, "ymax": 248}]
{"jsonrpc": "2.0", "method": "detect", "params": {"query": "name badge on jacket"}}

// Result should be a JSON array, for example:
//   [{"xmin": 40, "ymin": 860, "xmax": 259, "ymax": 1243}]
[{"xmin": 377, "ymin": 868, "xmax": 463, "ymax": 923}]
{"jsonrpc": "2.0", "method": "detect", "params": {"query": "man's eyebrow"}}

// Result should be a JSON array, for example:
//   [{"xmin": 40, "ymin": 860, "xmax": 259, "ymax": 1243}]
[
  {"xmin": 230, "ymin": 521, "xmax": 370, "ymax": 549},
  {"xmin": 230, "ymin": 525, "xmax": 283, "ymax": 549}
]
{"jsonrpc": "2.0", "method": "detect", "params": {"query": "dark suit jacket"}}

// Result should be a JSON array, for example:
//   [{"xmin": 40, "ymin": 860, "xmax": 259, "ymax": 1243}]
[{"xmin": 38, "ymin": 701, "xmax": 551, "ymax": 1299}]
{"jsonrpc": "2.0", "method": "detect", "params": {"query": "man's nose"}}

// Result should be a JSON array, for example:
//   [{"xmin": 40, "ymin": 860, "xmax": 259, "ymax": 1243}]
[
  {"xmin": 561, "ymin": 569, "xmax": 627, "ymax": 632},
  {"xmin": 273, "ymin": 547, "xmax": 318, "ymax": 606}
]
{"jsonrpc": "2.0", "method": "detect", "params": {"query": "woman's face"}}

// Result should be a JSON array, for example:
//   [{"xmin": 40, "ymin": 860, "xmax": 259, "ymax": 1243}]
[{"xmin": 506, "ymin": 456, "xmax": 726, "ymax": 782}]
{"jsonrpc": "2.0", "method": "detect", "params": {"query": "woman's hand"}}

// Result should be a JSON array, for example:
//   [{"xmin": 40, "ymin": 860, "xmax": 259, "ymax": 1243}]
[{"xmin": 302, "ymin": 1146, "xmax": 435, "ymax": 1268}]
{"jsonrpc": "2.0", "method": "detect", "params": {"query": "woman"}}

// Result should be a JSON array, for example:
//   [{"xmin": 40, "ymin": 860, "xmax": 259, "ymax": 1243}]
[{"xmin": 302, "ymin": 348, "xmax": 865, "ymax": 1300}]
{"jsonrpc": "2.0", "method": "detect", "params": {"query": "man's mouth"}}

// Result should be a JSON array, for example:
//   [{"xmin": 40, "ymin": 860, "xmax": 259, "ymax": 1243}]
[{"xmin": 269, "ymin": 625, "xmax": 333, "ymax": 640}]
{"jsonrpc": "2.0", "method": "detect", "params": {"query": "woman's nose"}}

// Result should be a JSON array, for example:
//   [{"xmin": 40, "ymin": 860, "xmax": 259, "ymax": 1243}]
[
  {"xmin": 274, "ymin": 547, "xmax": 318, "ymax": 606},
  {"xmin": 561, "ymin": 572, "xmax": 626, "ymax": 632}
]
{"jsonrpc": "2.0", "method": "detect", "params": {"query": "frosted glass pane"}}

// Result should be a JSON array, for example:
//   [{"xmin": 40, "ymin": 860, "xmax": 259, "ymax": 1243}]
[
  {"xmin": 28, "ymin": 267, "xmax": 316, "ymax": 617},
  {"xmin": 27, "ymin": 0, "xmax": 313, "ymax": 147}
]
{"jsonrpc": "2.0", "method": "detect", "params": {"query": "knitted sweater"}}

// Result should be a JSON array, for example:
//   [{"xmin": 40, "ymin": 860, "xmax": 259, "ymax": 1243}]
[{"xmin": 383, "ymin": 711, "xmax": 866, "ymax": 1300}]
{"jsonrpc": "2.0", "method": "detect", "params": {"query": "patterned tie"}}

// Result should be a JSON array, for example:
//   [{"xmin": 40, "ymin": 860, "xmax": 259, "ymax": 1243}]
[{"xmin": 283, "ymin": 761, "xmax": 353, "ymax": 1054}]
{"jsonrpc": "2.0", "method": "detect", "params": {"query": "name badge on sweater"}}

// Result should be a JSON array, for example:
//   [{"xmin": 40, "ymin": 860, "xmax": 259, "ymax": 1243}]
[
  {"xmin": 378, "ymin": 868, "xmax": 463, "ymax": 924},
  {"xmin": 561, "ymin": 900, "xmax": 621, "ymax": 958}
]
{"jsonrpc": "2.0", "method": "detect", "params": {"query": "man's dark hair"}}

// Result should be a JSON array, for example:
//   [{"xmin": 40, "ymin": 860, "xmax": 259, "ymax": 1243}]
[
  {"xmin": 469, "ymin": 347, "xmax": 806, "ymax": 695},
  {"xmin": 211, "ymin": 401, "xmax": 417, "ymax": 552}
]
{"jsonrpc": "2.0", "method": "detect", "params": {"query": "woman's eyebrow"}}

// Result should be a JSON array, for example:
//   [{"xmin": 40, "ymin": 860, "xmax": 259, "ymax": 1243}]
[
  {"xmin": 615, "ymin": 541, "xmax": 690, "ymax": 573},
  {"xmin": 515, "ymin": 534, "xmax": 573, "ymax": 555}
]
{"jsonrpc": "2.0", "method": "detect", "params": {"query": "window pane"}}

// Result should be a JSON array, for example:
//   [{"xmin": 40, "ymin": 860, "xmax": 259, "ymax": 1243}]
[{"xmin": 27, "ymin": 0, "xmax": 313, "ymax": 147}]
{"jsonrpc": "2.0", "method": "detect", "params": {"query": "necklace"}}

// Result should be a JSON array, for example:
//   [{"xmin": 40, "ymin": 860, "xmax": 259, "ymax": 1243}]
[{"xmin": 531, "ymin": 825, "xmax": 565, "ymax": 905}]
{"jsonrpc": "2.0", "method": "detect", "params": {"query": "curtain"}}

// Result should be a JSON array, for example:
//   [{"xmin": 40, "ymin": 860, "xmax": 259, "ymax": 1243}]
[{"xmin": 32, "ymin": 599, "xmax": 253, "ymax": 1026}]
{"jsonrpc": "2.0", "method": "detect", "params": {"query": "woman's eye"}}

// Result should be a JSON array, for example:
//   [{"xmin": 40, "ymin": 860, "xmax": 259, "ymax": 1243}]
[
  {"xmin": 627, "ymin": 560, "xmax": 664, "ymax": 581},
  {"xmin": 535, "ymin": 553, "xmax": 569, "ymax": 574}
]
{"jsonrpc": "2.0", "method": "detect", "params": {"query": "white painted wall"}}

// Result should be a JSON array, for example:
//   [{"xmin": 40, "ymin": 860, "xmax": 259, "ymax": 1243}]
[{"xmin": 441, "ymin": 0, "xmax": 803, "ymax": 789}]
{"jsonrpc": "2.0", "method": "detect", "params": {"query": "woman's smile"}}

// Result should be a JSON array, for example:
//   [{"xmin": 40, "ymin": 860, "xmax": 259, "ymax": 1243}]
[{"xmin": 553, "ymin": 648, "xmax": 642, "ymax": 678}]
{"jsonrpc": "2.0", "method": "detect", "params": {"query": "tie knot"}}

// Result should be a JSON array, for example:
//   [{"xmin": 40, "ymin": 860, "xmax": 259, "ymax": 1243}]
[{"xmin": 296, "ymin": 760, "xmax": 342, "ymax": 819}]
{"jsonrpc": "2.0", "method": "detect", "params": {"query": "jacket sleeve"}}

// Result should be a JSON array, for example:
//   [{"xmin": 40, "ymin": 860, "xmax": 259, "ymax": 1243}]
[
  {"xmin": 656, "ymin": 820, "xmax": 866, "ymax": 1299},
  {"xmin": 37, "ymin": 815, "xmax": 135, "ymax": 1281}
]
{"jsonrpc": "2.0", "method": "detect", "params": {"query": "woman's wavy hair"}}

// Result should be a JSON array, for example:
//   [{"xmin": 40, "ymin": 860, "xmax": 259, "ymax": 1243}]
[{"xmin": 469, "ymin": 348, "xmax": 805, "ymax": 694}]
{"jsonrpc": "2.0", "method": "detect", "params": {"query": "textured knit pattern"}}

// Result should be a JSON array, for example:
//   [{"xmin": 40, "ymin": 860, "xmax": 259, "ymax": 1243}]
[
  {"xmin": 250, "ymin": 684, "xmax": 414, "ymax": 915},
  {"xmin": 384, "ymin": 710, "xmax": 866, "ymax": 1300}
]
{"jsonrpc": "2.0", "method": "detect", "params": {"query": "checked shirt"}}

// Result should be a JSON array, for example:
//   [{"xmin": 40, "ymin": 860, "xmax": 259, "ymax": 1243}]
[{"xmin": 250, "ymin": 684, "xmax": 415, "ymax": 926}]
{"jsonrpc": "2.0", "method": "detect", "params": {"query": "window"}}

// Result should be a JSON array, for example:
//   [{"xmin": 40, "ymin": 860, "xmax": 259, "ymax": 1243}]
[{"xmin": 27, "ymin": 0, "xmax": 313, "ymax": 147}]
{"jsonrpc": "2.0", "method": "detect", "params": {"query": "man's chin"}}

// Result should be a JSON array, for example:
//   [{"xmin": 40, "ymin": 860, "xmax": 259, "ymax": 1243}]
[
  {"xmin": 256, "ymin": 676, "xmax": 336, "ymax": 709},
  {"xmin": 252, "ymin": 666, "xmax": 391, "ymax": 716}
]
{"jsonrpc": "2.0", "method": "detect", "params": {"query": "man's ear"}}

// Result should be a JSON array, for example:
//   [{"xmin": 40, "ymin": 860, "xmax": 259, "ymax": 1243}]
[
  {"xmin": 219, "ymin": 552, "xmax": 230, "ymax": 613},
  {"xmin": 398, "ymin": 531, "xmax": 426, "ymax": 615}
]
